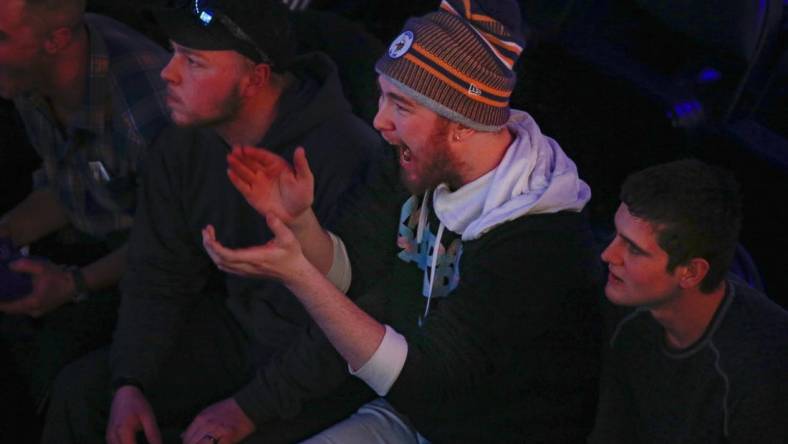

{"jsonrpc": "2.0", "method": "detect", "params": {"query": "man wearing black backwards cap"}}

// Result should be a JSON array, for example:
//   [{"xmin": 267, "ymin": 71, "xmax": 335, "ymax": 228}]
[
  {"xmin": 203, "ymin": 0, "xmax": 602, "ymax": 441},
  {"xmin": 42, "ymin": 0, "xmax": 379, "ymax": 443}
]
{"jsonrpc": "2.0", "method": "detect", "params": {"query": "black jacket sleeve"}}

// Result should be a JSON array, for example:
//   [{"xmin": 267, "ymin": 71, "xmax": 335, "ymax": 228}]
[
  {"xmin": 110, "ymin": 129, "xmax": 214, "ymax": 389},
  {"xmin": 232, "ymin": 152, "xmax": 403, "ymax": 424}
]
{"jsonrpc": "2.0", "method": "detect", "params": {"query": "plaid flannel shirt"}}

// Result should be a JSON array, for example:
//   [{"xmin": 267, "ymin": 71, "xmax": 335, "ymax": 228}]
[{"xmin": 14, "ymin": 14, "xmax": 170, "ymax": 239}]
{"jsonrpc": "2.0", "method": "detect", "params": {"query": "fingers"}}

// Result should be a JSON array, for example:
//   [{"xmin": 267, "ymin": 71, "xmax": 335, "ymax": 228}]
[
  {"xmin": 182, "ymin": 415, "xmax": 228, "ymax": 444},
  {"xmin": 201, "ymin": 226, "xmax": 282, "ymax": 279},
  {"xmin": 230, "ymin": 146, "xmax": 285, "ymax": 178},
  {"xmin": 226, "ymin": 154, "xmax": 258, "ymax": 185},
  {"xmin": 115, "ymin": 425, "xmax": 136, "ymax": 444},
  {"xmin": 107, "ymin": 417, "xmax": 139, "ymax": 444},
  {"xmin": 201, "ymin": 226, "xmax": 223, "ymax": 265},
  {"xmin": 227, "ymin": 169, "xmax": 251, "ymax": 196},
  {"xmin": 182, "ymin": 417, "xmax": 203, "ymax": 444},
  {"xmin": 201, "ymin": 228, "xmax": 242, "ymax": 266},
  {"xmin": 8, "ymin": 257, "xmax": 43, "ymax": 274},
  {"xmin": 292, "ymin": 146, "xmax": 314, "ymax": 185},
  {"xmin": 0, "ymin": 299, "xmax": 26, "ymax": 315},
  {"xmin": 238, "ymin": 145, "xmax": 283, "ymax": 166},
  {"xmin": 201, "ymin": 227, "xmax": 251, "ymax": 274}
]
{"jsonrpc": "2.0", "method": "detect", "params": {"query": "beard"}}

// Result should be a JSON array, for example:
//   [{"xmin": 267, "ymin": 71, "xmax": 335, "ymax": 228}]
[
  {"xmin": 172, "ymin": 84, "xmax": 244, "ymax": 129},
  {"xmin": 398, "ymin": 118, "xmax": 465, "ymax": 195},
  {"xmin": 0, "ymin": 57, "xmax": 47, "ymax": 99}
]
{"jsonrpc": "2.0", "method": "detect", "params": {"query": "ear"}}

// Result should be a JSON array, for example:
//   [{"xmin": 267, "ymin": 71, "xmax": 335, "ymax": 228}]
[
  {"xmin": 450, "ymin": 124, "xmax": 476, "ymax": 144},
  {"xmin": 677, "ymin": 257, "xmax": 711, "ymax": 290},
  {"xmin": 240, "ymin": 63, "xmax": 271, "ymax": 98},
  {"xmin": 43, "ymin": 27, "xmax": 73, "ymax": 54}
]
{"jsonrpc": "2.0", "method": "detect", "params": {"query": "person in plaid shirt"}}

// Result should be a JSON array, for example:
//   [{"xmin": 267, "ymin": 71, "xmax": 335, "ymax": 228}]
[{"xmin": 0, "ymin": 0, "xmax": 169, "ymax": 421}]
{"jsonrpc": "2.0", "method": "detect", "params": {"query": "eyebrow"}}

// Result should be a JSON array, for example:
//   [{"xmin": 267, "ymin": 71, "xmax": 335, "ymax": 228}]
[
  {"xmin": 376, "ymin": 79, "xmax": 416, "ymax": 108},
  {"xmin": 171, "ymin": 42, "xmax": 208, "ymax": 61},
  {"xmin": 618, "ymin": 232, "xmax": 650, "ymax": 256}
]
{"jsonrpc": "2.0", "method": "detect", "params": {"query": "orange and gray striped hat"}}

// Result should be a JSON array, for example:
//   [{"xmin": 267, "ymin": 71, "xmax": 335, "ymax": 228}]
[{"xmin": 375, "ymin": 0, "xmax": 525, "ymax": 131}]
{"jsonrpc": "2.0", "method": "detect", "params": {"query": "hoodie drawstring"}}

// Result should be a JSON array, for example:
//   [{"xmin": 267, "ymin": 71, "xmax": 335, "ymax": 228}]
[{"xmin": 417, "ymin": 190, "xmax": 444, "ymax": 326}]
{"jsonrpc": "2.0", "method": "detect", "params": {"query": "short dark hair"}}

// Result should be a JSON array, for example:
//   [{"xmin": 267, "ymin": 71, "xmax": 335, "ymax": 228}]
[
  {"xmin": 621, "ymin": 159, "xmax": 742, "ymax": 293},
  {"xmin": 23, "ymin": 0, "xmax": 85, "ymax": 30}
]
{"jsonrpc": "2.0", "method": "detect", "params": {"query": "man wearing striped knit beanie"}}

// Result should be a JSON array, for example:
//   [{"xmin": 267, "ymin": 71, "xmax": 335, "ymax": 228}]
[{"xmin": 202, "ymin": 0, "xmax": 601, "ymax": 442}]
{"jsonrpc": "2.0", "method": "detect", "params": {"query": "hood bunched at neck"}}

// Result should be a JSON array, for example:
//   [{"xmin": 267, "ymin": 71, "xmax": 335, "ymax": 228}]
[
  {"xmin": 411, "ymin": 111, "xmax": 590, "ymax": 324},
  {"xmin": 432, "ymin": 110, "xmax": 591, "ymax": 241}
]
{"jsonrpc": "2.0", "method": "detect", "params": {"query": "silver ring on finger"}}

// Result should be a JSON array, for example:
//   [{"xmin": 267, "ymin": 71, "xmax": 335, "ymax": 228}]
[{"xmin": 203, "ymin": 434, "xmax": 220, "ymax": 444}]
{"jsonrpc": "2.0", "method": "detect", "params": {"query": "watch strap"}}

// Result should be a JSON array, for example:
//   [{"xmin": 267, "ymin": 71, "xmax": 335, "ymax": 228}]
[{"xmin": 67, "ymin": 266, "xmax": 89, "ymax": 303}]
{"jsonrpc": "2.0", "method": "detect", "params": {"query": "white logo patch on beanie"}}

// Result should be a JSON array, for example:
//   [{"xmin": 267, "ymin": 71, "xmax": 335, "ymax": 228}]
[{"xmin": 388, "ymin": 31, "xmax": 414, "ymax": 59}]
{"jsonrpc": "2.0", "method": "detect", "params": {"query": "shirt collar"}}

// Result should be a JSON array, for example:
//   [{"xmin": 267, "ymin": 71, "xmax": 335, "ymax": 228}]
[{"xmin": 71, "ymin": 20, "xmax": 111, "ymax": 137}]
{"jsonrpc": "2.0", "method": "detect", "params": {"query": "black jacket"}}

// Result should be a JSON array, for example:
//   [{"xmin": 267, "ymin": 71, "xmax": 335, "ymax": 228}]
[{"xmin": 110, "ymin": 52, "xmax": 381, "ymax": 430}]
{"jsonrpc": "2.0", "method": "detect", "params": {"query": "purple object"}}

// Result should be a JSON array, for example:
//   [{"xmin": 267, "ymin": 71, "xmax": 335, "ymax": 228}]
[
  {"xmin": 0, "ymin": 237, "xmax": 18, "ymax": 262},
  {"xmin": 0, "ymin": 265, "xmax": 33, "ymax": 301},
  {"xmin": 0, "ymin": 237, "xmax": 32, "ymax": 301}
]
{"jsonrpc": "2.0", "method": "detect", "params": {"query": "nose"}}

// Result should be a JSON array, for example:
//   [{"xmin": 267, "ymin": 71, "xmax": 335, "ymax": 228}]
[
  {"xmin": 160, "ymin": 55, "xmax": 180, "ymax": 84},
  {"xmin": 372, "ymin": 96, "xmax": 393, "ymax": 134},
  {"xmin": 600, "ymin": 236, "xmax": 619, "ymax": 265}
]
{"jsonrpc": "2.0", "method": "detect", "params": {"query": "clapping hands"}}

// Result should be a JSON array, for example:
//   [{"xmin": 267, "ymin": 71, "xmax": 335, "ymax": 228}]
[{"xmin": 226, "ymin": 145, "xmax": 314, "ymax": 224}]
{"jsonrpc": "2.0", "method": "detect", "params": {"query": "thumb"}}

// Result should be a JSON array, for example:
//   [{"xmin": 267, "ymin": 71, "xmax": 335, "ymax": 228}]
[
  {"xmin": 140, "ymin": 413, "xmax": 162, "ymax": 444},
  {"xmin": 293, "ymin": 147, "xmax": 314, "ymax": 184},
  {"xmin": 265, "ymin": 213, "xmax": 295, "ymax": 243},
  {"xmin": 8, "ymin": 257, "xmax": 42, "ymax": 274}
]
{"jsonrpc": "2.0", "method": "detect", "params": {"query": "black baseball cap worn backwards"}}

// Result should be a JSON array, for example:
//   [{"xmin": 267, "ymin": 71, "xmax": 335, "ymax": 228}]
[{"xmin": 153, "ymin": 0, "xmax": 294, "ymax": 68}]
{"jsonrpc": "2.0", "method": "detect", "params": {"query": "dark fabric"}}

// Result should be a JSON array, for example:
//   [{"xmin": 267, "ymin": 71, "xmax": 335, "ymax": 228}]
[
  {"xmin": 363, "ymin": 208, "xmax": 602, "ymax": 442},
  {"xmin": 589, "ymin": 280, "xmax": 788, "ymax": 444},
  {"xmin": 380, "ymin": 215, "xmax": 602, "ymax": 443},
  {"xmin": 1, "ymin": 286, "xmax": 120, "ymax": 404},
  {"xmin": 291, "ymin": 9, "xmax": 384, "ymax": 124},
  {"xmin": 0, "ymin": 99, "xmax": 39, "ymax": 215},
  {"xmin": 41, "ymin": 293, "xmax": 250, "ymax": 444},
  {"xmin": 97, "ymin": 51, "xmax": 381, "ymax": 437}
]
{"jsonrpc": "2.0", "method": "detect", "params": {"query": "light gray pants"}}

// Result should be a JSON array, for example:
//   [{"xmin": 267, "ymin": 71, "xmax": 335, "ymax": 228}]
[{"xmin": 300, "ymin": 398, "xmax": 430, "ymax": 444}]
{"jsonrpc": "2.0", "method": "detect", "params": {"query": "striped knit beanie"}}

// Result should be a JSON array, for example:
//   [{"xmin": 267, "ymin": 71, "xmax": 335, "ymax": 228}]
[{"xmin": 375, "ymin": 0, "xmax": 525, "ymax": 131}]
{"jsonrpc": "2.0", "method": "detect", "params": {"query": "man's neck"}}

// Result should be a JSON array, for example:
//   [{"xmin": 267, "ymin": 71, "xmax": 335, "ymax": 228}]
[
  {"xmin": 651, "ymin": 282, "xmax": 727, "ymax": 350},
  {"xmin": 456, "ymin": 127, "xmax": 513, "ymax": 187},
  {"xmin": 216, "ymin": 72, "xmax": 295, "ymax": 147},
  {"xmin": 41, "ymin": 25, "xmax": 89, "ymax": 125}
]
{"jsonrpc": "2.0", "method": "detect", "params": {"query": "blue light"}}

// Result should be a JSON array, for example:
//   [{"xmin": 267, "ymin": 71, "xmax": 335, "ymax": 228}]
[
  {"xmin": 199, "ymin": 10, "xmax": 214, "ymax": 26},
  {"xmin": 697, "ymin": 67, "xmax": 722, "ymax": 84}
]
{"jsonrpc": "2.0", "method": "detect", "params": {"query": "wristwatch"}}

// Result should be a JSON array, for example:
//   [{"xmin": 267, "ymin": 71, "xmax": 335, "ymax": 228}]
[{"xmin": 67, "ymin": 266, "xmax": 90, "ymax": 303}]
